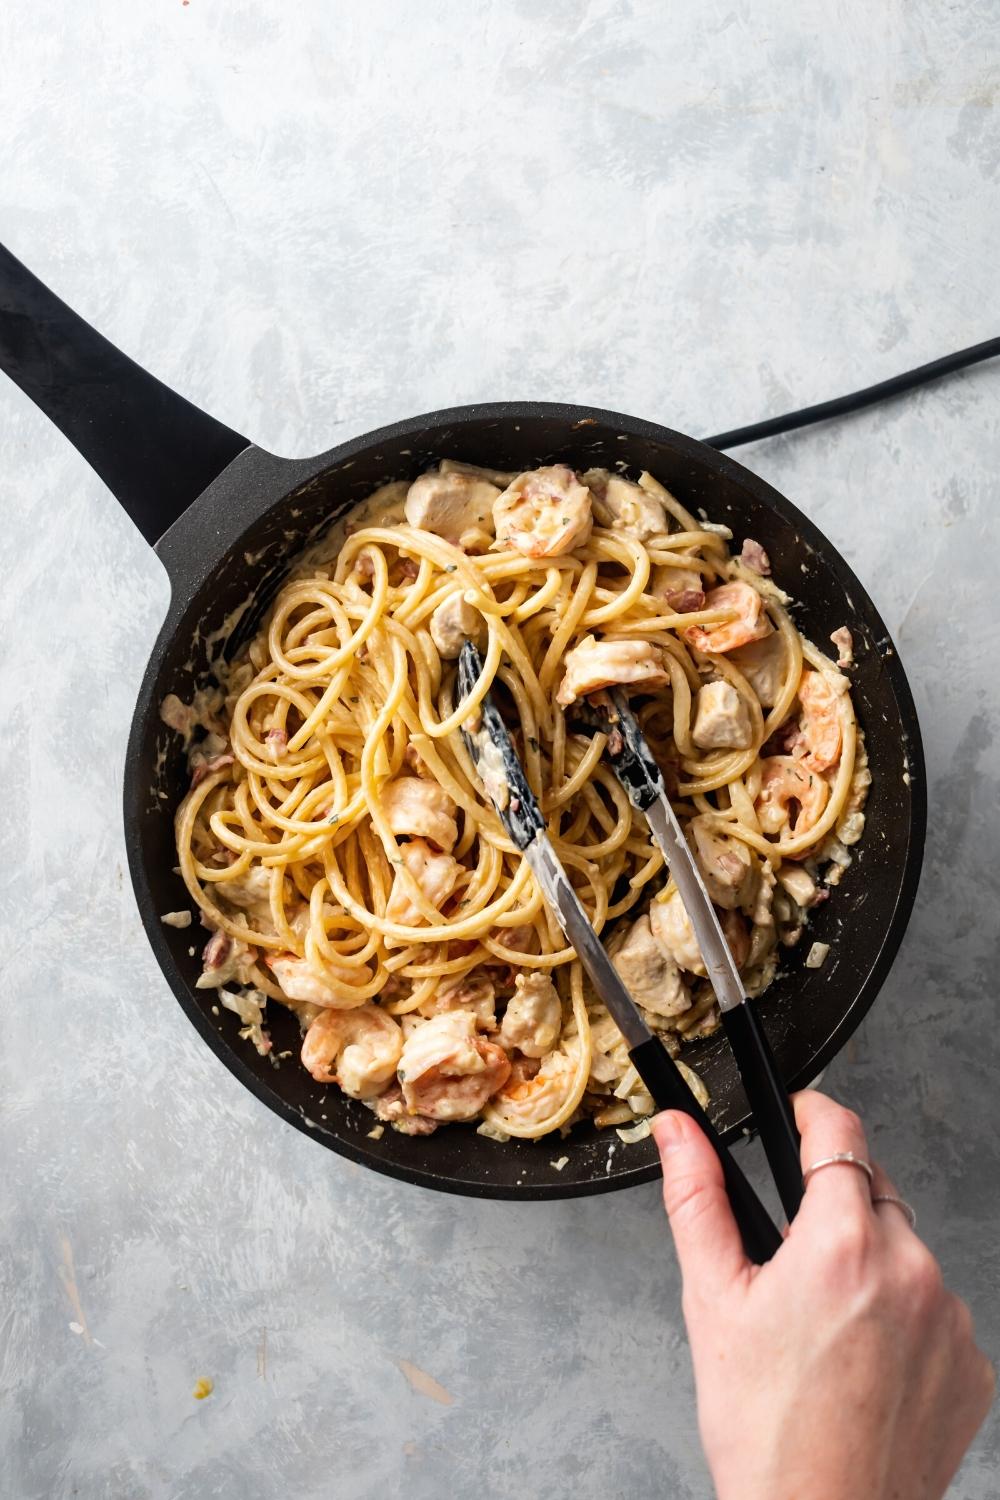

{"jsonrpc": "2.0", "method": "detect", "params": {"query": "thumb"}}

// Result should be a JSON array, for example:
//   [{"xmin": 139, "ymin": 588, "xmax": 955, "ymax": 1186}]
[{"xmin": 652, "ymin": 1110, "xmax": 748, "ymax": 1292}]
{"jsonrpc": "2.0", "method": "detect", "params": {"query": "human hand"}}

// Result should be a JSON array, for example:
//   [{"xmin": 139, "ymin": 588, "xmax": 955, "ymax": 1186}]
[{"xmin": 652, "ymin": 1090, "xmax": 994, "ymax": 1500}]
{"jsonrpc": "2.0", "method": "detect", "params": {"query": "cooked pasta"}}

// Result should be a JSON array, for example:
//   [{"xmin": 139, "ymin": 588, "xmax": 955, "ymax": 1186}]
[{"xmin": 163, "ymin": 461, "xmax": 870, "ymax": 1142}]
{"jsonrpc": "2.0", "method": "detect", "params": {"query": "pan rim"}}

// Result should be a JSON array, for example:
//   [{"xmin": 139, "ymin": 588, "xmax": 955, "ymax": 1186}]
[{"xmin": 125, "ymin": 400, "xmax": 927, "ymax": 1199}]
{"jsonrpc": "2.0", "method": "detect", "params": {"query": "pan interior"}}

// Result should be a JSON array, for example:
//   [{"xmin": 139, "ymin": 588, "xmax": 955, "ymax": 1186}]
[{"xmin": 130, "ymin": 408, "xmax": 924, "ymax": 1198}]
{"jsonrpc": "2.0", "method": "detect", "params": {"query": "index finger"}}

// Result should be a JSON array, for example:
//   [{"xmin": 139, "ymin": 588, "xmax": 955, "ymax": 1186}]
[{"xmin": 793, "ymin": 1088, "xmax": 874, "ymax": 1219}]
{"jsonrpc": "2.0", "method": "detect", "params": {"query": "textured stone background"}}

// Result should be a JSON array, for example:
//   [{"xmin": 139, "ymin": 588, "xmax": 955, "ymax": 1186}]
[{"xmin": 1, "ymin": 2, "xmax": 998, "ymax": 1496}]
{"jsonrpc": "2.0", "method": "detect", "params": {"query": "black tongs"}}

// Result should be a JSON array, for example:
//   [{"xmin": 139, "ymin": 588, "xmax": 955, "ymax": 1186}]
[
  {"xmin": 573, "ymin": 692, "xmax": 804, "ymax": 1223},
  {"xmin": 456, "ymin": 643, "xmax": 783, "ymax": 1264}
]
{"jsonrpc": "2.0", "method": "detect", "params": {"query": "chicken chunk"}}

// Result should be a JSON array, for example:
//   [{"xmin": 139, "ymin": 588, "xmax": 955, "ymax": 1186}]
[
  {"xmin": 429, "ymin": 592, "xmax": 486, "ymax": 659},
  {"xmin": 720, "ymin": 909, "xmax": 750, "ymax": 969},
  {"xmin": 650, "ymin": 886, "xmax": 750, "ymax": 979},
  {"xmin": 650, "ymin": 888, "xmax": 706, "ymax": 976},
  {"xmin": 493, "ymin": 465, "xmax": 593, "ymax": 558},
  {"xmin": 397, "ymin": 1010, "xmax": 511, "ymax": 1122},
  {"xmin": 385, "ymin": 839, "xmax": 463, "ymax": 925},
  {"xmin": 498, "ymin": 973, "xmax": 563, "ymax": 1057},
  {"xmin": 650, "ymin": 564, "xmax": 706, "ymax": 613},
  {"xmin": 691, "ymin": 680, "xmax": 753, "ymax": 751},
  {"xmin": 612, "ymin": 914, "xmax": 691, "ymax": 1018},
  {"xmin": 379, "ymin": 777, "xmax": 459, "ymax": 852},
  {"xmin": 583, "ymin": 469, "xmax": 669, "ymax": 541},
  {"xmin": 404, "ymin": 469, "xmax": 500, "ymax": 546},
  {"xmin": 555, "ymin": 636, "xmax": 670, "ymax": 708},
  {"xmin": 419, "ymin": 972, "xmax": 497, "ymax": 1029},
  {"xmin": 776, "ymin": 864, "xmax": 820, "ymax": 908},
  {"xmin": 748, "ymin": 862, "xmax": 777, "ymax": 929},
  {"xmin": 729, "ymin": 631, "xmax": 786, "ymax": 708},
  {"xmin": 691, "ymin": 818, "xmax": 755, "ymax": 910}
]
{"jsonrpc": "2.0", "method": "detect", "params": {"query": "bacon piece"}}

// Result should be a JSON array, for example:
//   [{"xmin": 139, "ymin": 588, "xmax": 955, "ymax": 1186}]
[
  {"xmin": 191, "ymin": 752, "xmax": 234, "ymax": 788},
  {"xmin": 740, "ymin": 538, "xmax": 771, "ymax": 576},
  {"xmin": 370, "ymin": 1083, "xmax": 438, "ymax": 1136},
  {"xmin": 202, "ymin": 931, "xmax": 232, "ymax": 970}
]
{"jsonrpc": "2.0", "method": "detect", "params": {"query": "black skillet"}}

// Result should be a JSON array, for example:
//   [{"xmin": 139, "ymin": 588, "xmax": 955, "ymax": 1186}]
[{"xmin": 0, "ymin": 244, "xmax": 926, "ymax": 1199}]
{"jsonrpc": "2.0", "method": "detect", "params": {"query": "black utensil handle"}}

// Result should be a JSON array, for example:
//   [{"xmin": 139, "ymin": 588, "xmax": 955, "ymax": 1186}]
[
  {"xmin": 629, "ymin": 1036, "xmax": 782, "ymax": 1264},
  {"xmin": 0, "ymin": 242, "xmax": 249, "ymax": 546},
  {"xmin": 722, "ymin": 1002, "xmax": 804, "ymax": 1222}
]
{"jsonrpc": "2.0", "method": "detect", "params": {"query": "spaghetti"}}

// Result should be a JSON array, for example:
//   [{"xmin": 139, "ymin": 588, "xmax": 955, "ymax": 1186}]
[{"xmin": 166, "ymin": 462, "xmax": 870, "ymax": 1142}]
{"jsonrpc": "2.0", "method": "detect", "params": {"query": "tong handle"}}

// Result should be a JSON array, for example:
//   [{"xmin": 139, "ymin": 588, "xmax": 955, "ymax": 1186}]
[
  {"xmin": 721, "ymin": 1002, "xmax": 803, "ymax": 1222},
  {"xmin": 628, "ymin": 1036, "xmax": 783, "ymax": 1264}
]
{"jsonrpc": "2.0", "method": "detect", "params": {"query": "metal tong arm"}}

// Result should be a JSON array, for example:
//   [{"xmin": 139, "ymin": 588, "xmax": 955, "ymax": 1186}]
[
  {"xmin": 457, "ymin": 644, "xmax": 782, "ymax": 1262},
  {"xmin": 532, "ymin": 835, "xmax": 782, "ymax": 1264},
  {"xmin": 576, "ymin": 692, "xmax": 804, "ymax": 1222}
]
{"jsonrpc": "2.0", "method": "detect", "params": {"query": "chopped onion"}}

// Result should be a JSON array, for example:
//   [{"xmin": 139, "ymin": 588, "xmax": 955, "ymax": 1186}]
[{"xmin": 805, "ymin": 942, "xmax": 830, "ymax": 970}]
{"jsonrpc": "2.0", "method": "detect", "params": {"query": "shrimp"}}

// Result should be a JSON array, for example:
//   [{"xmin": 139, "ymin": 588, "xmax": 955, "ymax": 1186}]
[
  {"xmin": 488, "ymin": 1049, "xmax": 578, "ymax": 1131},
  {"xmin": 385, "ymin": 839, "xmax": 463, "ymax": 925},
  {"xmin": 301, "ymin": 1004, "xmax": 403, "ymax": 1097},
  {"xmin": 498, "ymin": 973, "xmax": 562, "ymax": 1057},
  {"xmin": 754, "ymin": 756, "xmax": 829, "ymax": 840},
  {"xmin": 267, "ymin": 952, "xmax": 349, "ymax": 1007},
  {"xmin": 379, "ymin": 777, "xmax": 459, "ymax": 852},
  {"xmin": 397, "ymin": 1010, "xmax": 511, "ymax": 1122},
  {"xmin": 690, "ymin": 818, "xmax": 754, "ymax": 910},
  {"xmin": 555, "ymin": 635, "xmax": 669, "ymax": 707},
  {"xmin": 493, "ymin": 465, "xmax": 593, "ymax": 558},
  {"xmin": 797, "ymin": 669, "xmax": 843, "ymax": 772},
  {"xmin": 682, "ymin": 581, "xmax": 772, "ymax": 654}
]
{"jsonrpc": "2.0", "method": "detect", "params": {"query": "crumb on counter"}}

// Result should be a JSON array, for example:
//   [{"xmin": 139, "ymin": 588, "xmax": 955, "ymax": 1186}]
[
  {"xmin": 805, "ymin": 942, "xmax": 830, "ymax": 969},
  {"xmin": 160, "ymin": 910, "xmax": 192, "ymax": 929},
  {"xmin": 192, "ymin": 1377, "xmax": 214, "ymax": 1400}
]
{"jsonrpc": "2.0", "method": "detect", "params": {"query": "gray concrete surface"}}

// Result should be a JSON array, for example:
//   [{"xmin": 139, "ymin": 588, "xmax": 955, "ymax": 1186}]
[{"xmin": 1, "ymin": 2, "xmax": 998, "ymax": 1496}]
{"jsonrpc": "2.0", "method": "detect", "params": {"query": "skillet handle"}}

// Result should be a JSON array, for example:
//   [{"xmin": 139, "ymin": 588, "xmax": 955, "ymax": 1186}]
[{"xmin": 0, "ymin": 242, "xmax": 249, "ymax": 546}]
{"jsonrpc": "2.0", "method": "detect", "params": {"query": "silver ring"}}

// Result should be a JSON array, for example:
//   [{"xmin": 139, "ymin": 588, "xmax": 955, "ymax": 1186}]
[
  {"xmin": 872, "ymin": 1194, "xmax": 917, "ymax": 1231},
  {"xmin": 802, "ymin": 1151, "xmax": 874, "ymax": 1186}
]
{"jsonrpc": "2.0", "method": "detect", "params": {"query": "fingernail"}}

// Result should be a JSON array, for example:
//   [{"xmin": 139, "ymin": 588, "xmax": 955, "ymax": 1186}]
[{"xmin": 652, "ymin": 1111, "xmax": 689, "ymax": 1154}]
